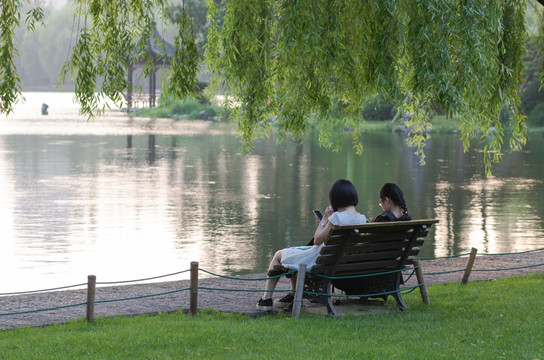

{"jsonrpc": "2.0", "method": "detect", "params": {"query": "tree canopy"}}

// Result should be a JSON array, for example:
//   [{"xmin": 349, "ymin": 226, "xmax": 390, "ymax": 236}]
[{"xmin": 1, "ymin": 0, "xmax": 543, "ymax": 174}]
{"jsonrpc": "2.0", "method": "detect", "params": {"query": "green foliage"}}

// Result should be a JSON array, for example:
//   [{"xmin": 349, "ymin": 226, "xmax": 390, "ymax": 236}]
[
  {"xmin": 0, "ymin": 0, "xmax": 539, "ymax": 173},
  {"xmin": 205, "ymin": 0, "xmax": 529, "ymax": 174},
  {"xmin": 361, "ymin": 97, "xmax": 396, "ymax": 121},
  {"xmin": 55, "ymin": 0, "xmax": 199, "ymax": 118},
  {"xmin": 1, "ymin": 0, "xmax": 44, "ymax": 114},
  {"xmin": 134, "ymin": 96, "xmax": 222, "ymax": 121},
  {"xmin": 162, "ymin": 8, "xmax": 199, "ymax": 100},
  {"xmin": 0, "ymin": 274, "xmax": 543, "ymax": 359},
  {"xmin": 165, "ymin": 0, "xmax": 223, "ymax": 53},
  {"xmin": 528, "ymin": 102, "xmax": 544, "ymax": 126},
  {"xmin": 521, "ymin": 79, "xmax": 544, "ymax": 115}
]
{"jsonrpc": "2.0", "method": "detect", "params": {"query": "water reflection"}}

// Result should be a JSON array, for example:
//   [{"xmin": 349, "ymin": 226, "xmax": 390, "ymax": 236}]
[{"xmin": 0, "ymin": 93, "xmax": 543, "ymax": 292}]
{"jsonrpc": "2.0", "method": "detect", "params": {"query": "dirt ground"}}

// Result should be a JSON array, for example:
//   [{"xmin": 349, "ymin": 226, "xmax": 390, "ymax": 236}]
[{"xmin": 1, "ymin": 250, "xmax": 543, "ymax": 329}]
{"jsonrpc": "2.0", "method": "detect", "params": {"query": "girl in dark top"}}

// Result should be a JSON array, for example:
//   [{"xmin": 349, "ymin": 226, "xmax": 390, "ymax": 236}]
[
  {"xmin": 332, "ymin": 182, "xmax": 412, "ymax": 296},
  {"xmin": 372, "ymin": 183, "xmax": 411, "ymax": 222}
]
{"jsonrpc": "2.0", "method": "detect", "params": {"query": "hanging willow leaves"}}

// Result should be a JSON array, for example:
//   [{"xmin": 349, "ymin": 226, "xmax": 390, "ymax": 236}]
[
  {"xmin": 57, "ymin": 0, "xmax": 199, "ymax": 118},
  {"xmin": 204, "ymin": 0, "xmax": 531, "ymax": 173},
  {"xmin": 163, "ymin": 8, "xmax": 199, "ymax": 100},
  {"xmin": 1, "ymin": 0, "xmax": 44, "ymax": 114},
  {"xmin": 0, "ymin": 0, "xmax": 538, "ymax": 173}
]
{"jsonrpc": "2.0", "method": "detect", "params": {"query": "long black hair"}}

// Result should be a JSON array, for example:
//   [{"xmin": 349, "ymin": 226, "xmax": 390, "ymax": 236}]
[
  {"xmin": 329, "ymin": 179, "xmax": 358, "ymax": 211},
  {"xmin": 379, "ymin": 183, "xmax": 410, "ymax": 218}
]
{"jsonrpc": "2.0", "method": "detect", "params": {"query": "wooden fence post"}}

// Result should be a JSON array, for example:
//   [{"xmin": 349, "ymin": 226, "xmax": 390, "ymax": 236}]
[
  {"xmin": 86, "ymin": 275, "xmax": 96, "ymax": 322},
  {"xmin": 412, "ymin": 259, "xmax": 429, "ymax": 304},
  {"xmin": 190, "ymin": 261, "xmax": 199, "ymax": 315},
  {"xmin": 292, "ymin": 264, "xmax": 306, "ymax": 319},
  {"xmin": 461, "ymin": 247, "xmax": 478, "ymax": 285}
]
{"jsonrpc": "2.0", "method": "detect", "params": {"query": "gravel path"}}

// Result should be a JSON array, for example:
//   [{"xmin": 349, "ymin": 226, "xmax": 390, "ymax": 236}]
[{"xmin": 1, "ymin": 251, "xmax": 543, "ymax": 329}]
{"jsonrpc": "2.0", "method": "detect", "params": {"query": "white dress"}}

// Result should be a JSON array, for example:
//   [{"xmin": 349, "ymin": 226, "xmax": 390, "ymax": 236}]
[{"xmin": 280, "ymin": 211, "xmax": 368, "ymax": 271}]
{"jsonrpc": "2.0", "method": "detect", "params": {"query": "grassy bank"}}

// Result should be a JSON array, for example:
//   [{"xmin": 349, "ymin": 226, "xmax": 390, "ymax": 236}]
[
  {"xmin": 131, "ymin": 97, "xmax": 227, "ymax": 121},
  {"xmin": 363, "ymin": 116, "xmax": 544, "ymax": 135},
  {"xmin": 1, "ymin": 274, "xmax": 542, "ymax": 359},
  {"xmin": 129, "ymin": 99, "xmax": 544, "ymax": 137}
]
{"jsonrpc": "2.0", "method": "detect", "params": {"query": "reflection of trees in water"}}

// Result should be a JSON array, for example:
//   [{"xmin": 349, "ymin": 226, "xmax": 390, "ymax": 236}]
[
  {"xmin": 1, "ymin": 129, "xmax": 543, "ymax": 293},
  {"xmin": 421, "ymin": 135, "xmax": 542, "ymax": 257}
]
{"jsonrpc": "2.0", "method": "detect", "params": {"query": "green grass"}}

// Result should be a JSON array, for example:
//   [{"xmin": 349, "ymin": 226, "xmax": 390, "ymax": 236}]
[
  {"xmin": 1, "ymin": 274, "xmax": 543, "ymax": 359},
  {"xmin": 528, "ymin": 126, "xmax": 544, "ymax": 134},
  {"xmin": 132, "ymin": 97, "xmax": 226, "ymax": 121},
  {"xmin": 431, "ymin": 115, "xmax": 462, "ymax": 133},
  {"xmin": 360, "ymin": 120, "xmax": 404, "ymax": 132}
]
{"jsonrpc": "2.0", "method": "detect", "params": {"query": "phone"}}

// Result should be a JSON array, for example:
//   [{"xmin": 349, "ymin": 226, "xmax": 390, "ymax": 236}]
[{"xmin": 313, "ymin": 209, "xmax": 323, "ymax": 220}]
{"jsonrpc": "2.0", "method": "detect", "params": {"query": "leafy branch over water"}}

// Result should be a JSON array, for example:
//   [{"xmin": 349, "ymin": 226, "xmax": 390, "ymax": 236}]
[{"xmin": 1, "ymin": 0, "xmax": 540, "ymax": 175}]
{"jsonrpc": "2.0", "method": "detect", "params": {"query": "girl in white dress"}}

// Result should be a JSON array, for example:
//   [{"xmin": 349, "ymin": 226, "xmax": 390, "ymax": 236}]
[{"xmin": 256, "ymin": 179, "xmax": 367, "ymax": 311}]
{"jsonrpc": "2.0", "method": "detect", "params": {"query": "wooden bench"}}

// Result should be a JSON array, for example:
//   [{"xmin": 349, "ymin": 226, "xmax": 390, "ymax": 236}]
[{"xmin": 296, "ymin": 219, "xmax": 439, "ymax": 316}]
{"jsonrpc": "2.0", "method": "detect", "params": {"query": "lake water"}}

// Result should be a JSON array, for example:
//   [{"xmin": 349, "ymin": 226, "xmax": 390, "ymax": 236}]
[{"xmin": 0, "ymin": 92, "xmax": 543, "ymax": 293}]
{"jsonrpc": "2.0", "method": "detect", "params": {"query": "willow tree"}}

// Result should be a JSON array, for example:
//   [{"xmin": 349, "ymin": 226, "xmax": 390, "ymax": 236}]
[{"xmin": 0, "ymin": 0, "xmax": 540, "ymax": 174}]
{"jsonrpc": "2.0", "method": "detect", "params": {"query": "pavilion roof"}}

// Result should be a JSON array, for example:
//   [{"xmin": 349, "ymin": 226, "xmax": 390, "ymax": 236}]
[{"xmin": 131, "ymin": 27, "xmax": 174, "ymax": 66}]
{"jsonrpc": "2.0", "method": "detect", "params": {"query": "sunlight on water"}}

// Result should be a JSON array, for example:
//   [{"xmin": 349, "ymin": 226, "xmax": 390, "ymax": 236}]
[{"xmin": 0, "ymin": 92, "xmax": 543, "ymax": 293}]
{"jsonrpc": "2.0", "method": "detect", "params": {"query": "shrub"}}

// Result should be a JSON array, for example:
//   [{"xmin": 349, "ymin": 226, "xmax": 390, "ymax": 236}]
[
  {"xmin": 170, "ymin": 98, "xmax": 202, "ymax": 115},
  {"xmin": 361, "ymin": 97, "xmax": 395, "ymax": 121}
]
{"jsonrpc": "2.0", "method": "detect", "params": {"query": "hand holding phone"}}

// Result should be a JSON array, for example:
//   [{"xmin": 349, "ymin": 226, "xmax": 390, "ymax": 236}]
[{"xmin": 313, "ymin": 209, "xmax": 323, "ymax": 220}]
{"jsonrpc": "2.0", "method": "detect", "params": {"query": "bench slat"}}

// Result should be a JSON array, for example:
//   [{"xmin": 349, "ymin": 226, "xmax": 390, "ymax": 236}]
[
  {"xmin": 312, "ymin": 259, "xmax": 399, "ymax": 274},
  {"xmin": 302, "ymin": 219, "xmax": 438, "ymax": 314},
  {"xmin": 317, "ymin": 248, "xmax": 421, "ymax": 266},
  {"xmin": 316, "ymin": 250, "xmax": 405, "ymax": 265},
  {"xmin": 340, "ymin": 240, "xmax": 410, "ymax": 253},
  {"xmin": 326, "ymin": 232, "xmax": 409, "ymax": 245},
  {"xmin": 327, "ymin": 231, "xmax": 428, "ymax": 246}
]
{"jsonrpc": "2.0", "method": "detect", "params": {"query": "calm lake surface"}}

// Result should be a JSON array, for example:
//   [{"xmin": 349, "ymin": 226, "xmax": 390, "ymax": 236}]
[{"xmin": 0, "ymin": 92, "xmax": 543, "ymax": 293}]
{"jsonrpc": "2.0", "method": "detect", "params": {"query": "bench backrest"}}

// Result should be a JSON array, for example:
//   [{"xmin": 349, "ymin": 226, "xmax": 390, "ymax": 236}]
[{"xmin": 310, "ymin": 219, "xmax": 439, "ymax": 277}]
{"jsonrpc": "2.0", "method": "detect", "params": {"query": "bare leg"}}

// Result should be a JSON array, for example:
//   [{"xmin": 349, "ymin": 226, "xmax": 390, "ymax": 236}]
[
  {"xmin": 268, "ymin": 250, "xmax": 282, "ymax": 271},
  {"xmin": 262, "ymin": 277, "xmax": 280, "ymax": 300},
  {"xmin": 262, "ymin": 250, "xmax": 282, "ymax": 299},
  {"xmin": 290, "ymin": 277, "xmax": 296, "ymax": 294}
]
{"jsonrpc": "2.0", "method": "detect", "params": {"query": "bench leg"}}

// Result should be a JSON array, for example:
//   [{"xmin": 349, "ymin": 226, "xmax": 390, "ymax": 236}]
[
  {"xmin": 323, "ymin": 280, "xmax": 339, "ymax": 316},
  {"xmin": 391, "ymin": 291, "xmax": 408, "ymax": 311},
  {"xmin": 292, "ymin": 264, "xmax": 306, "ymax": 318},
  {"xmin": 413, "ymin": 259, "xmax": 430, "ymax": 304},
  {"xmin": 392, "ymin": 273, "xmax": 408, "ymax": 311}
]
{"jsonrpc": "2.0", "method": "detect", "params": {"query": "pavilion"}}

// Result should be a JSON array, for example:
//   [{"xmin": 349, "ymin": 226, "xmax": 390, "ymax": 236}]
[{"xmin": 126, "ymin": 27, "xmax": 174, "ymax": 109}]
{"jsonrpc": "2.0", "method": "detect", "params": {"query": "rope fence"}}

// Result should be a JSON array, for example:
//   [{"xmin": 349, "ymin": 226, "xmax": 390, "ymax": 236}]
[
  {"xmin": 96, "ymin": 269, "xmax": 191, "ymax": 285},
  {"xmin": 419, "ymin": 247, "xmax": 544, "ymax": 280},
  {"xmin": 1, "ymin": 247, "xmax": 543, "ymax": 322},
  {"xmin": 0, "ymin": 283, "xmax": 88, "ymax": 297}
]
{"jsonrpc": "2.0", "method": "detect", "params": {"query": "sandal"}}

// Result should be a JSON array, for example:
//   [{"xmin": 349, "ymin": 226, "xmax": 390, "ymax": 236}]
[
  {"xmin": 279, "ymin": 293, "xmax": 294, "ymax": 303},
  {"xmin": 267, "ymin": 265, "xmax": 289, "ymax": 277}
]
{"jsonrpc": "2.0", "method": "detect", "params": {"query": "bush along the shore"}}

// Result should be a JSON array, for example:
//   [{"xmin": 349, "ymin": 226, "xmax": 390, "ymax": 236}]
[{"xmin": 131, "ymin": 96, "xmax": 230, "ymax": 121}]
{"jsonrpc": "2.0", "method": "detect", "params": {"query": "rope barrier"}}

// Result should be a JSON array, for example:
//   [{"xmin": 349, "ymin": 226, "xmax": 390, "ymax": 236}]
[
  {"xmin": 403, "ymin": 268, "xmax": 417, "ymax": 283},
  {"xmin": 312, "ymin": 266, "xmax": 416, "ymax": 280},
  {"xmin": 419, "ymin": 246, "xmax": 544, "ymax": 261},
  {"xmin": 481, "ymin": 247, "xmax": 544, "ymax": 256},
  {"xmin": 303, "ymin": 284, "xmax": 422, "ymax": 299},
  {"xmin": 199, "ymin": 287, "xmax": 292, "ymax": 293},
  {"xmin": 424, "ymin": 269, "xmax": 465, "ymax": 276},
  {"xmin": 0, "ymin": 288, "xmax": 191, "ymax": 317},
  {"xmin": 95, "ymin": 288, "xmax": 190, "ymax": 304},
  {"xmin": 199, "ymin": 268, "xmax": 297, "ymax": 281},
  {"xmin": 0, "ymin": 283, "xmax": 87, "ymax": 297},
  {"xmin": 2, "ymin": 246, "xmax": 544, "ymax": 320},
  {"xmin": 96, "ymin": 270, "xmax": 191, "ymax": 285},
  {"xmin": 423, "ymin": 262, "xmax": 544, "ymax": 276},
  {"xmin": 472, "ymin": 262, "xmax": 544, "ymax": 272},
  {"xmin": 0, "ymin": 302, "xmax": 87, "ymax": 317},
  {"xmin": 400, "ymin": 285, "xmax": 419, "ymax": 295},
  {"xmin": 419, "ymin": 253, "xmax": 471, "ymax": 260}
]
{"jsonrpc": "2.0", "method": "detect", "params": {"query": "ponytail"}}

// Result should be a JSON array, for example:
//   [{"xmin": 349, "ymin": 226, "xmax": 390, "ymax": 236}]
[{"xmin": 379, "ymin": 183, "xmax": 411, "ymax": 218}]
